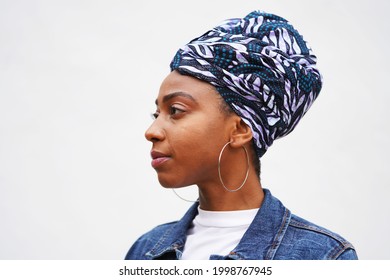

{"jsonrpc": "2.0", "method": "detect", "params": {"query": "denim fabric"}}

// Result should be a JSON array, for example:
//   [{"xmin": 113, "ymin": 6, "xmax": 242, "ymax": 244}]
[{"xmin": 125, "ymin": 189, "xmax": 357, "ymax": 260}]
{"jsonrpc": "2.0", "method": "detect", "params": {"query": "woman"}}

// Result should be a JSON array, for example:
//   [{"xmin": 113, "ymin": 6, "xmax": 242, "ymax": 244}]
[{"xmin": 125, "ymin": 11, "xmax": 357, "ymax": 260}]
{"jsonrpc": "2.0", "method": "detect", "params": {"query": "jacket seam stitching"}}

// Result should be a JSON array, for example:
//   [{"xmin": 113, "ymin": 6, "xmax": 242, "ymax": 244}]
[
  {"xmin": 289, "ymin": 219, "xmax": 353, "ymax": 247},
  {"xmin": 265, "ymin": 208, "xmax": 291, "ymax": 260},
  {"xmin": 146, "ymin": 223, "xmax": 178, "ymax": 258}
]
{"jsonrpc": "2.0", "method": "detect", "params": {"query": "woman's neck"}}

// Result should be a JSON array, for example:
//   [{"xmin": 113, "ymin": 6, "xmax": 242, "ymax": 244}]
[{"xmin": 197, "ymin": 175, "xmax": 264, "ymax": 211}]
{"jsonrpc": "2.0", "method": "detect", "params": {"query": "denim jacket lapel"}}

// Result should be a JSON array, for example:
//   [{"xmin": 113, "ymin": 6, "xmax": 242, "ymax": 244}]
[
  {"xmin": 145, "ymin": 202, "xmax": 199, "ymax": 259},
  {"xmin": 226, "ymin": 189, "xmax": 291, "ymax": 260}
]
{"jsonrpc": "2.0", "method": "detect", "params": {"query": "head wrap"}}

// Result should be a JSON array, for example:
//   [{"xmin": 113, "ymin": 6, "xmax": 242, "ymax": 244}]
[{"xmin": 170, "ymin": 11, "xmax": 322, "ymax": 158}]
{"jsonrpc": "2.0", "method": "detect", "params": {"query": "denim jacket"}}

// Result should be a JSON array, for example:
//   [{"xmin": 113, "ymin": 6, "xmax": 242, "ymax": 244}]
[{"xmin": 125, "ymin": 189, "xmax": 357, "ymax": 260}]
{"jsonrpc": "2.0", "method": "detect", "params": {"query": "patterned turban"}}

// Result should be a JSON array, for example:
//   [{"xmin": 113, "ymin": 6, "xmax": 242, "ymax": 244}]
[{"xmin": 170, "ymin": 11, "xmax": 322, "ymax": 158}]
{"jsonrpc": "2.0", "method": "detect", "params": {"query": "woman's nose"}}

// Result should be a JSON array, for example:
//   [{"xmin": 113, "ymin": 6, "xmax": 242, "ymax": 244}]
[{"xmin": 145, "ymin": 119, "xmax": 165, "ymax": 142}]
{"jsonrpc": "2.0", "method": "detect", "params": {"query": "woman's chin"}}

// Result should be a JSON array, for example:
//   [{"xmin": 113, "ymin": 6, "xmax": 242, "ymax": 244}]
[
  {"xmin": 157, "ymin": 177, "xmax": 177, "ymax": 188},
  {"xmin": 157, "ymin": 177, "xmax": 188, "ymax": 189}
]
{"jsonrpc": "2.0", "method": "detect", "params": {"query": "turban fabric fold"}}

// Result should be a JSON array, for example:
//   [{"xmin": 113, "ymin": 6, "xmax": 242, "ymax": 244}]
[{"xmin": 170, "ymin": 11, "xmax": 322, "ymax": 158}]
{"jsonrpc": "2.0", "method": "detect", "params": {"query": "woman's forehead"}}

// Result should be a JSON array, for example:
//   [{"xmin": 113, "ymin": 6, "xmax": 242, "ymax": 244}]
[{"xmin": 157, "ymin": 71, "xmax": 219, "ymax": 103}]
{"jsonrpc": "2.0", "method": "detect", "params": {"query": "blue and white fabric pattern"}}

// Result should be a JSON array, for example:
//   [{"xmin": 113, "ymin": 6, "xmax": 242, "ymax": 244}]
[{"xmin": 170, "ymin": 11, "xmax": 323, "ymax": 158}]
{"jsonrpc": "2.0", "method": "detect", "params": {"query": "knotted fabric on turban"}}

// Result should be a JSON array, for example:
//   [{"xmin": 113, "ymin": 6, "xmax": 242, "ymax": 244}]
[{"xmin": 170, "ymin": 11, "xmax": 322, "ymax": 158}]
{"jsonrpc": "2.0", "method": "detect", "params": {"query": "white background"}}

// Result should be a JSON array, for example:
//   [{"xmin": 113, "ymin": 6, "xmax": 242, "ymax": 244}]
[{"xmin": 0, "ymin": 0, "xmax": 389, "ymax": 260}]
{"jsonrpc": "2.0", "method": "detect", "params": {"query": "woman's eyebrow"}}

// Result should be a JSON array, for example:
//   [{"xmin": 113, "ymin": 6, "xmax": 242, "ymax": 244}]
[{"xmin": 155, "ymin": 91, "xmax": 198, "ymax": 105}]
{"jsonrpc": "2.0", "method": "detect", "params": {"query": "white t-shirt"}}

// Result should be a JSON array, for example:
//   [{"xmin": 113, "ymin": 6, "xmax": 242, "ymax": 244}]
[{"xmin": 181, "ymin": 206, "xmax": 259, "ymax": 260}]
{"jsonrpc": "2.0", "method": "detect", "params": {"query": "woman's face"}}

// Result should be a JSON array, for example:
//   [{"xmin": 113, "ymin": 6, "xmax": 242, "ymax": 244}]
[{"xmin": 145, "ymin": 70, "xmax": 235, "ymax": 188}]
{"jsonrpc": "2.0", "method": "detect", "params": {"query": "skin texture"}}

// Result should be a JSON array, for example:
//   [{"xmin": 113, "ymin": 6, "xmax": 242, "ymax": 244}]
[{"xmin": 145, "ymin": 70, "xmax": 264, "ymax": 211}]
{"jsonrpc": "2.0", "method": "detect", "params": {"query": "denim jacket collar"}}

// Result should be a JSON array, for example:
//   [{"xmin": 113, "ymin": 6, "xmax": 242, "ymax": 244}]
[
  {"xmin": 145, "ymin": 202, "xmax": 197, "ymax": 259},
  {"xmin": 145, "ymin": 189, "xmax": 291, "ymax": 260}
]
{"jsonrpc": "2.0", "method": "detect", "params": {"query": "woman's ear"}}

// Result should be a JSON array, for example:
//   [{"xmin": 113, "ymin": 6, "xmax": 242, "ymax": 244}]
[{"xmin": 229, "ymin": 117, "xmax": 253, "ymax": 148}]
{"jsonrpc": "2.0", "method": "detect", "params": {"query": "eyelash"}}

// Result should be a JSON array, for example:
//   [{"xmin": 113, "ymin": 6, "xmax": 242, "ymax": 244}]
[
  {"xmin": 151, "ymin": 105, "xmax": 185, "ymax": 120},
  {"xmin": 151, "ymin": 112, "xmax": 159, "ymax": 120},
  {"xmin": 170, "ymin": 106, "xmax": 184, "ymax": 116}
]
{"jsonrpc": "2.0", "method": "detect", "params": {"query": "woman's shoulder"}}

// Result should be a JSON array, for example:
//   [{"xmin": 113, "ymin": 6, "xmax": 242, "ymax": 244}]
[{"xmin": 278, "ymin": 213, "xmax": 358, "ymax": 260}]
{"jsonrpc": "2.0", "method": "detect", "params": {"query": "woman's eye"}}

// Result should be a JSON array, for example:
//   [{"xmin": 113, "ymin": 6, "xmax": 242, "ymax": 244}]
[{"xmin": 170, "ymin": 106, "xmax": 185, "ymax": 116}]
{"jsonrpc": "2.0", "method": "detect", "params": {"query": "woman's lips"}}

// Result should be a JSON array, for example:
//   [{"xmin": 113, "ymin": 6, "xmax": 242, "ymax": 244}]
[{"xmin": 150, "ymin": 151, "xmax": 170, "ymax": 168}]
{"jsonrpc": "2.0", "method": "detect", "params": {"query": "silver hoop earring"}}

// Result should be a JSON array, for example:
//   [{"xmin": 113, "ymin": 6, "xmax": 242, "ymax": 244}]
[
  {"xmin": 218, "ymin": 141, "xmax": 250, "ymax": 192},
  {"xmin": 172, "ymin": 189, "xmax": 198, "ymax": 203}
]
